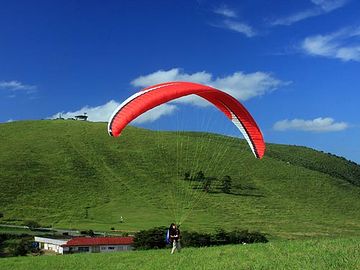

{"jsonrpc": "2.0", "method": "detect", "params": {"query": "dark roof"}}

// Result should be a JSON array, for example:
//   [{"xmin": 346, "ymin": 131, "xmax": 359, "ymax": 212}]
[{"xmin": 62, "ymin": 236, "xmax": 133, "ymax": 247}]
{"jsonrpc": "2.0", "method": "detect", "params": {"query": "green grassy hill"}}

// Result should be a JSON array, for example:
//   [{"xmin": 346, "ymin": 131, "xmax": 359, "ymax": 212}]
[
  {"xmin": 0, "ymin": 120, "xmax": 360, "ymax": 239},
  {"xmin": 0, "ymin": 237, "xmax": 359, "ymax": 270}
]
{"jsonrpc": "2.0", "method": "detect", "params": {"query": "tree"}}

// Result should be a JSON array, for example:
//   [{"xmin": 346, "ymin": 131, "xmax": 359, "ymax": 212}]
[
  {"xmin": 23, "ymin": 220, "xmax": 41, "ymax": 230},
  {"xmin": 184, "ymin": 172, "xmax": 191, "ymax": 180},
  {"xmin": 84, "ymin": 206, "xmax": 90, "ymax": 219},
  {"xmin": 194, "ymin": 171, "xmax": 205, "ymax": 182},
  {"xmin": 221, "ymin": 175, "xmax": 232, "ymax": 194},
  {"xmin": 12, "ymin": 240, "xmax": 30, "ymax": 256},
  {"xmin": 203, "ymin": 177, "xmax": 215, "ymax": 193},
  {"xmin": 80, "ymin": 229, "xmax": 95, "ymax": 237},
  {"xmin": 132, "ymin": 227, "xmax": 168, "ymax": 250}
]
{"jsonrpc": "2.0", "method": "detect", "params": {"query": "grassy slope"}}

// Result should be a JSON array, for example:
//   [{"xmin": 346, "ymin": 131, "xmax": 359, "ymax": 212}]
[
  {"xmin": 0, "ymin": 237, "xmax": 359, "ymax": 269},
  {"xmin": 0, "ymin": 120, "xmax": 360, "ymax": 239}
]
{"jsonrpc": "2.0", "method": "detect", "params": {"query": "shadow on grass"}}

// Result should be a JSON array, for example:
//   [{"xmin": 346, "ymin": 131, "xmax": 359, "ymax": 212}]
[
  {"xmin": 209, "ymin": 191, "xmax": 265, "ymax": 197},
  {"xmin": 190, "ymin": 187, "xmax": 265, "ymax": 198}
]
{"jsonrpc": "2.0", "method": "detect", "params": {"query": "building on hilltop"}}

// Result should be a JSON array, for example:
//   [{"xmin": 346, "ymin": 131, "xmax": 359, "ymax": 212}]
[
  {"xmin": 34, "ymin": 236, "xmax": 133, "ymax": 254},
  {"xmin": 74, "ymin": 113, "xmax": 88, "ymax": 121}
]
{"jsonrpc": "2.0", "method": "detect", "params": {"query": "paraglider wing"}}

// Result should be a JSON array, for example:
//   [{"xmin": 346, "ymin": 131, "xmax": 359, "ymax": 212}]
[{"xmin": 108, "ymin": 81, "xmax": 265, "ymax": 159}]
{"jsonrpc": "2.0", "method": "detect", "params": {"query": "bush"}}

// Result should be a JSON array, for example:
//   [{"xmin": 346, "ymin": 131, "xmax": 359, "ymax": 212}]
[
  {"xmin": 0, "ymin": 233, "xmax": 37, "ymax": 257},
  {"xmin": 132, "ymin": 227, "xmax": 168, "ymax": 250},
  {"xmin": 181, "ymin": 231, "xmax": 212, "ymax": 247},
  {"xmin": 211, "ymin": 228, "xmax": 230, "ymax": 245},
  {"xmin": 12, "ymin": 240, "xmax": 29, "ymax": 256},
  {"xmin": 23, "ymin": 220, "xmax": 41, "ymax": 230},
  {"xmin": 183, "ymin": 229, "xmax": 268, "ymax": 247},
  {"xmin": 0, "ymin": 233, "xmax": 10, "ymax": 245},
  {"xmin": 227, "ymin": 229, "xmax": 268, "ymax": 244},
  {"xmin": 80, "ymin": 230, "xmax": 95, "ymax": 236},
  {"xmin": 221, "ymin": 176, "xmax": 232, "ymax": 194},
  {"xmin": 132, "ymin": 226, "xmax": 268, "ymax": 250},
  {"xmin": 9, "ymin": 238, "xmax": 38, "ymax": 257}
]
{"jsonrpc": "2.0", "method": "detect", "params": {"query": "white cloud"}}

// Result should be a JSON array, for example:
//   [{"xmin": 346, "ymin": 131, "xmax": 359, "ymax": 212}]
[
  {"xmin": 0, "ymin": 80, "xmax": 36, "ymax": 91},
  {"xmin": 211, "ymin": 5, "xmax": 255, "ymax": 37},
  {"xmin": 51, "ymin": 68, "xmax": 286, "ymax": 125},
  {"xmin": 49, "ymin": 100, "xmax": 177, "ymax": 124},
  {"xmin": 271, "ymin": 0, "xmax": 348, "ymax": 26},
  {"xmin": 311, "ymin": 0, "xmax": 348, "ymax": 12},
  {"xmin": 302, "ymin": 27, "xmax": 360, "ymax": 61},
  {"xmin": 273, "ymin": 117, "xmax": 348, "ymax": 132},
  {"xmin": 132, "ymin": 68, "xmax": 287, "ymax": 106},
  {"xmin": 214, "ymin": 5, "xmax": 237, "ymax": 18},
  {"xmin": 6, "ymin": 119, "xmax": 14, "ymax": 123},
  {"xmin": 272, "ymin": 9, "xmax": 322, "ymax": 26},
  {"xmin": 132, "ymin": 69, "xmax": 211, "ymax": 87},
  {"xmin": 222, "ymin": 20, "xmax": 256, "ymax": 37}
]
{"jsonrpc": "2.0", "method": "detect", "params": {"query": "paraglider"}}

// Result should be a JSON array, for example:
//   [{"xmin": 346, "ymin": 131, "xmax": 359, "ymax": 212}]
[
  {"xmin": 108, "ymin": 81, "xmax": 265, "ymax": 158},
  {"xmin": 168, "ymin": 223, "xmax": 181, "ymax": 254}
]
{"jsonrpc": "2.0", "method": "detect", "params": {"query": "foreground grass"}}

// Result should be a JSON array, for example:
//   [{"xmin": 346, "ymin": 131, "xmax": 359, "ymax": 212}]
[{"xmin": 1, "ymin": 237, "xmax": 359, "ymax": 269}]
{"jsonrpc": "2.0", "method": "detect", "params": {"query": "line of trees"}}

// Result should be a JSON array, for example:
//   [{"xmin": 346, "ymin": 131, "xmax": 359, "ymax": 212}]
[
  {"xmin": 0, "ymin": 234, "xmax": 40, "ymax": 257},
  {"xmin": 184, "ymin": 171, "xmax": 233, "ymax": 194}
]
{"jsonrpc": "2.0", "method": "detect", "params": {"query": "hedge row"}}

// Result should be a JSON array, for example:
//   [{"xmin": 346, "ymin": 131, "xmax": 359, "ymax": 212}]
[{"xmin": 132, "ymin": 227, "xmax": 268, "ymax": 250}]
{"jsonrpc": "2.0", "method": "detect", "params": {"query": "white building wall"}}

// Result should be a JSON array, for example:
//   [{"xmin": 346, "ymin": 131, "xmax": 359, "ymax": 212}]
[
  {"xmin": 34, "ymin": 237, "xmax": 68, "ymax": 254},
  {"xmin": 99, "ymin": 245, "xmax": 132, "ymax": 253}
]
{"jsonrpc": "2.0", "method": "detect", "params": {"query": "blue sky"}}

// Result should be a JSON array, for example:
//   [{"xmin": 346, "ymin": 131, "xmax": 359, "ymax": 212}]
[{"xmin": 1, "ymin": 0, "xmax": 359, "ymax": 163}]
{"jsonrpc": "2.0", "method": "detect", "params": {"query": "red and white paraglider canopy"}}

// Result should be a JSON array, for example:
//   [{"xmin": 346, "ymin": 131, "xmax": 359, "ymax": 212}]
[{"xmin": 108, "ymin": 82, "xmax": 265, "ymax": 159}]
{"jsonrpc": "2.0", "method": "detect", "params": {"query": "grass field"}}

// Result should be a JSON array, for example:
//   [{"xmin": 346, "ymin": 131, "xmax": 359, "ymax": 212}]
[
  {"xmin": 1, "ymin": 120, "xmax": 360, "ymax": 239},
  {"xmin": 0, "ymin": 237, "xmax": 359, "ymax": 269}
]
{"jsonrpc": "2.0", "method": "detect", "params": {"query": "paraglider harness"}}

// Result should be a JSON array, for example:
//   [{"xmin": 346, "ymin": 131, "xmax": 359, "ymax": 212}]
[{"xmin": 166, "ymin": 224, "xmax": 180, "ymax": 244}]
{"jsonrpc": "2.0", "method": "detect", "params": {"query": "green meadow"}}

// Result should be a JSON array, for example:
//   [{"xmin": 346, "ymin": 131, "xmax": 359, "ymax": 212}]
[
  {"xmin": 0, "ymin": 120, "xmax": 360, "ymax": 239},
  {"xmin": 0, "ymin": 237, "xmax": 359, "ymax": 269}
]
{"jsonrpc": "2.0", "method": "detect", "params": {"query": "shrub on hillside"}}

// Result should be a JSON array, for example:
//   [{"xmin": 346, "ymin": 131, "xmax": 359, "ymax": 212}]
[
  {"xmin": 221, "ymin": 176, "xmax": 232, "ymax": 194},
  {"xmin": 2, "ymin": 235, "xmax": 37, "ymax": 257},
  {"xmin": 23, "ymin": 220, "xmax": 41, "ymax": 230},
  {"xmin": 12, "ymin": 239, "xmax": 29, "ymax": 256},
  {"xmin": 80, "ymin": 229, "xmax": 95, "ymax": 236}
]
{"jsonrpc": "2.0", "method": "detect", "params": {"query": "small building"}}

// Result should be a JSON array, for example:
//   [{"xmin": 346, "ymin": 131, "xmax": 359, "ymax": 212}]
[
  {"xmin": 74, "ymin": 113, "xmax": 88, "ymax": 121},
  {"xmin": 34, "ymin": 236, "xmax": 134, "ymax": 254},
  {"xmin": 34, "ymin": 237, "xmax": 68, "ymax": 254}
]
